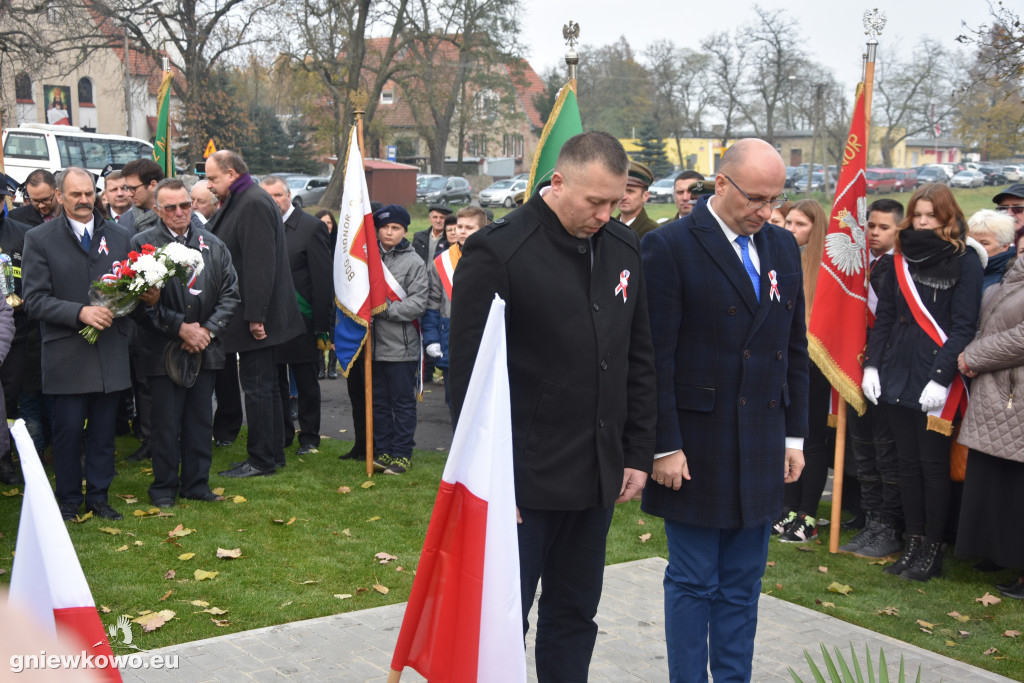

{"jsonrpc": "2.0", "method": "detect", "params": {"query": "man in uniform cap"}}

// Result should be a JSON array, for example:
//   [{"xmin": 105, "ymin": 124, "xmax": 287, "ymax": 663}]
[
  {"xmin": 673, "ymin": 170, "xmax": 706, "ymax": 221},
  {"xmin": 993, "ymin": 182, "xmax": 1024, "ymax": 232},
  {"xmin": 615, "ymin": 160, "xmax": 659, "ymax": 239}
]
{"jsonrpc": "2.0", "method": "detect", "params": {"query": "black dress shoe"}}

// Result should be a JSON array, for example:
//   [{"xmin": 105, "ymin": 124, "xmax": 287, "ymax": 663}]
[
  {"xmin": 151, "ymin": 498, "xmax": 175, "ymax": 508},
  {"xmin": 999, "ymin": 578, "xmax": 1024, "ymax": 599},
  {"xmin": 181, "ymin": 491, "xmax": 225, "ymax": 502},
  {"xmin": 327, "ymin": 369, "xmax": 339, "ymax": 379},
  {"xmin": 317, "ymin": 369, "xmax": 326, "ymax": 380},
  {"xmin": 338, "ymin": 443, "xmax": 366, "ymax": 460},
  {"xmin": 125, "ymin": 443, "xmax": 151, "ymax": 462},
  {"xmin": 296, "ymin": 445, "xmax": 319, "ymax": 455},
  {"xmin": 59, "ymin": 501, "xmax": 81, "ymax": 521},
  {"xmin": 218, "ymin": 462, "xmax": 274, "ymax": 478},
  {"xmin": 86, "ymin": 502, "xmax": 123, "ymax": 520},
  {"xmin": 214, "ymin": 439, "xmax": 233, "ymax": 447},
  {"xmin": 996, "ymin": 577, "xmax": 1024, "ymax": 593}
]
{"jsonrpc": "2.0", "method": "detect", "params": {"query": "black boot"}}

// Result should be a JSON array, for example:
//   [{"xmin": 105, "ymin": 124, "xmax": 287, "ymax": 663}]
[
  {"xmin": 900, "ymin": 541, "xmax": 943, "ymax": 582},
  {"xmin": 884, "ymin": 534, "xmax": 922, "ymax": 575},
  {"xmin": 856, "ymin": 518, "xmax": 903, "ymax": 558},
  {"xmin": 839, "ymin": 511, "xmax": 880, "ymax": 553},
  {"xmin": 0, "ymin": 450, "xmax": 23, "ymax": 485},
  {"xmin": 317, "ymin": 353, "xmax": 326, "ymax": 380},
  {"xmin": 327, "ymin": 350, "xmax": 339, "ymax": 379}
]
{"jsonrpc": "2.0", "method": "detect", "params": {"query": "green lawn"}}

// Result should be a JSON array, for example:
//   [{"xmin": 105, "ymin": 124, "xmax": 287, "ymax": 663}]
[{"xmin": 1, "ymin": 435, "xmax": 1021, "ymax": 678}]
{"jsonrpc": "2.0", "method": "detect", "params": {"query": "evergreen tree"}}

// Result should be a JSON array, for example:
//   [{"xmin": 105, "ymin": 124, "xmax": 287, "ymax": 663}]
[
  {"xmin": 238, "ymin": 104, "xmax": 290, "ymax": 174},
  {"xmin": 284, "ymin": 119, "xmax": 322, "ymax": 176},
  {"xmin": 633, "ymin": 118, "xmax": 672, "ymax": 178}
]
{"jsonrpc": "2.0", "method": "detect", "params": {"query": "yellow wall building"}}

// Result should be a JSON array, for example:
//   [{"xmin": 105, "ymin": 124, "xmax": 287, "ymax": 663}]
[{"xmin": 620, "ymin": 137, "xmax": 734, "ymax": 177}]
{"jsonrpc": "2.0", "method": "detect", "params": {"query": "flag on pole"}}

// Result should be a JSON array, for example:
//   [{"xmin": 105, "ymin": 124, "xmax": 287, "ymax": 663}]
[
  {"xmin": 7, "ymin": 420, "xmax": 123, "ymax": 682},
  {"xmin": 526, "ymin": 79, "xmax": 582, "ymax": 196},
  {"xmin": 334, "ymin": 128, "xmax": 387, "ymax": 377},
  {"xmin": 152, "ymin": 71, "xmax": 174, "ymax": 178},
  {"xmin": 390, "ymin": 295, "xmax": 525, "ymax": 683},
  {"xmin": 807, "ymin": 82, "xmax": 869, "ymax": 417}
]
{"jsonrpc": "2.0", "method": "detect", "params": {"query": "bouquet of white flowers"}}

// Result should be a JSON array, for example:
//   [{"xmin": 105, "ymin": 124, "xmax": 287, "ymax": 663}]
[{"xmin": 79, "ymin": 242, "xmax": 205, "ymax": 343}]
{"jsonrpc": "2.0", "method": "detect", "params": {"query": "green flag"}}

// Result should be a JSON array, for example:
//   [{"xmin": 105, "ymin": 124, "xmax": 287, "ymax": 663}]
[
  {"xmin": 153, "ymin": 71, "xmax": 174, "ymax": 178},
  {"xmin": 526, "ymin": 79, "xmax": 581, "ymax": 196}
]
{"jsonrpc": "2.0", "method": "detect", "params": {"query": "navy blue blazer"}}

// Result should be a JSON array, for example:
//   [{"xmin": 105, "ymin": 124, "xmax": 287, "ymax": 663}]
[{"xmin": 640, "ymin": 198, "xmax": 809, "ymax": 529}]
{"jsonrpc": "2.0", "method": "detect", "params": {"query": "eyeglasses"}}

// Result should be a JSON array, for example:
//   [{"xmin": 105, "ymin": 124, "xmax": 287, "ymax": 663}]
[
  {"xmin": 124, "ymin": 183, "xmax": 143, "ymax": 193},
  {"xmin": 159, "ymin": 201, "xmax": 192, "ymax": 213},
  {"xmin": 29, "ymin": 192, "xmax": 56, "ymax": 206},
  {"xmin": 996, "ymin": 205, "xmax": 1024, "ymax": 216},
  {"xmin": 723, "ymin": 175, "xmax": 787, "ymax": 211}
]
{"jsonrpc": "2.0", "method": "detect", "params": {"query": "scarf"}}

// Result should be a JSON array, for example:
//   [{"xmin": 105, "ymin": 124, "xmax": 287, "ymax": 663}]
[
  {"xmin": 898, "ymin": 226, "xmax": 963, "ymax": 290},
  {"xmin": 228, "ymin": 173, "xmax": 254, "ymax": 196}
]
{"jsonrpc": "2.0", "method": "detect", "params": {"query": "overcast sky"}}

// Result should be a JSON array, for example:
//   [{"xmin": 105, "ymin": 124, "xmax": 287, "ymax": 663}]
[{"xmin": 519, "ymin": 0, "xmax": 981, "ymax": 92}]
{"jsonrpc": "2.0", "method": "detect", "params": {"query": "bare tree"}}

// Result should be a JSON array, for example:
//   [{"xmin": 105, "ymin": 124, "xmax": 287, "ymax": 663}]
[
  {"xmin": 644, "ymin": 40, "xmax": 712, "ymax": 164},
  {"xmin": 701, "ymin": 31, "xmax": 749, "ymax": 144}
]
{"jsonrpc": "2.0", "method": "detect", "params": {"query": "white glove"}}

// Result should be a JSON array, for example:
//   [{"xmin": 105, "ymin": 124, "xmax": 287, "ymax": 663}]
[
  {"xmin": 425, "ymin": 343, "xmax": 442, "ymax": 358},
  {"xmin": 918, "ymin": 380, "xmax": 948, "ymax": 412},
  {"xmin": 861, "ymin": 367, "xmax": 880, "ymax": 405}
]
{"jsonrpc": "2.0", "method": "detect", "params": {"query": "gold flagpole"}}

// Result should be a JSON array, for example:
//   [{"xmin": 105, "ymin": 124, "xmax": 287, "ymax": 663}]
[{"xmin": 353, "ymin": 110, "xmax": 375, "ymax": 478}]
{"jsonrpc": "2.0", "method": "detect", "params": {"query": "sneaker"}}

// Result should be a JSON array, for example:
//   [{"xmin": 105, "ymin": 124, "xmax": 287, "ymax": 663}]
[
  {"xmin": 779, "ymin": 513, "xmax": 817, "ymax": 543},
  {"xmin": 855, "ymin": 522, "xmax": 902, "ymax": 558},
  {"xmin": 839, "ymin": 513, "xmax": 880, "ymax": 553},
  {"xmin": 771, "ymin": 510, "xmax": 797, "ymax": 536},
  {"xmin": 372, "ymin": 453, "xmax": 393, "ymax": 472},
  {"xmin": 384, "ymin": 457, "xmax": 411, "ymax": 475}
]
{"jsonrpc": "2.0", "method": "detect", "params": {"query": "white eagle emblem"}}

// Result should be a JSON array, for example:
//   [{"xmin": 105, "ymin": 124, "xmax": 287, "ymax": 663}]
[{"xmin": 825, "ymin": 207, "xmax": 867, "ymax": 276}]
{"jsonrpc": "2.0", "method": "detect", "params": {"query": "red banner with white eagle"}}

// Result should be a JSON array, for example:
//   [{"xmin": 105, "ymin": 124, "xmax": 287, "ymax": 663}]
[{"xmin": 807, "ymin": 82, "xmax": 869, "ymax": 416}]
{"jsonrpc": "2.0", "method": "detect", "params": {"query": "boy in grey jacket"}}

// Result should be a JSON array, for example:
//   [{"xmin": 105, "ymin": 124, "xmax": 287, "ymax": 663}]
[{"xmin": 370, "ymin": 205, "xmax": 427, "ymax": 475}]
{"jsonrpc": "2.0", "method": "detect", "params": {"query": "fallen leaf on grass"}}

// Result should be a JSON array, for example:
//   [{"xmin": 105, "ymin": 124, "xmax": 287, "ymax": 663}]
[
  {"xmin": 190, "ymin": 600, "xmax": 209, "ymax": 607},
  {"xmin": 280, "ymin": 601, "xmax": 293, "ymax": 608},
  {"xmin": 958, "ymin": 630, "xmax": 970, "ymax": 637},
  {"xmin": 396, "ymin": 566, "xmax": 404, "ymax": 572},
  {"xmin": 814, "ymin": 599, "xmax": 835, "ymax": 608},
  {"xmin": 133, "ymin": 541, "xmax": 144, "ymax": 546},
  {"xmin": 231, "ymin": 496, "xmax": 246, "ymax": 504},
  {"xmin": 140, "ymin": 467, "xmax": 153, "ymax": 474},
  {"xmin": 1004, "ymin": 630, "xmax": 1021, "ymax": 638},
  {"xmin": 867, "ymin": 559, "xmax": 889, "ymax": 566},
  {"xmin": 341, "ymin": 528, "xmax": 351, "ymax": 537},
  {"xmin": 132, "ymin": 610, "xmax": 175, "ymax": 632},
  {"xmin": 361, "ymin": 481, "xmax": 375, "ymax": 489},
  {"xmin": 639, "ymin": 533, "xmax": 652, "ymax": 543},
  {"xmin": 945, "ymin": 640, "xmax": 956, "ymax": 647},
  {"xmin": 917, "ymin": 619, "xmax": 935, "ymax": 629},
  {"xmin": 920, "ymin": 627, "xmax": 933, "ymax": 634},
  {"xmin": 133, "ymin": 508, "xmax": 162, "ymax": 517},
  {"xmin": 212, "ymin": 487, "xmax": 225, "ymax": 495},
  {"xmin": 976, "ymin": 592, "xmax": 1002, "ymax": 606},
  {"xmin": 373, "ymin": 584, "xmax": 389, "ymax": 595},
  {"xmin": 99, "ymin": 605, "xmax": 111, "ymax": 613},
  {"xmin": 878, "ymin": 606, "xmax": 899, "ymax": 616},
  {"xmin": 287, "ymin": 517, "xmax": 296, "ymax": 526},
  {"xmin": 98, "ymin": 527, "xmax": 121, "ymax": 535},
  {"xmin": 765, "ymin": 561, "xmax": 775, "ymax": 567},
  {"xmin": 291, "ymin": 579, "xmax": 319, "ymax": 585},
  {"xmin": 178, "ymin": 553, "xmax": 195, "ymax": 561},
  {"xmin": 168, "ymin": 524, "xmax": 194, "ymax": 538},
  {"xmin": 163, "ymin": 569, "xmax": 175, "ymax": 580},
  {"xmin": 817, "ymin": 566, "xmax": 828, "ymax": 573},
  {"xmin": 1, "ymin": 488, "xmax": 22, "ymax": 496},
  {"xmin": 375, "ymin": 552, "xmax": 397, "ymax": 564},
  {"xmin": 115, "ymin": 545, "xmax": 129, "ymax": 552},
  {"xmin": 115, "ymin": 494, "xmax": 138, "ymax": 504},
  {"xmin": 216, "ymin": 548, "xmax": 242, "ymax": 559},
  {"xmin": 795, "ymin": 546, "xmax": 814, "ymax": 553},
  {"xmin": 983, "ymin": 648, "xmax": 999, "ymax": 656},
  {"xmin": 202, "ymin": 607, "xmax": 228, "ymax": 615},
  {"xmin": 827, "ymin": 582, "xmax": 852, "ymax": 596},
  {"xmin": 158, "ymin": 590, "xmax": 172, "ymax": 601},
  {"xmin": 337, "ymin": 486, "xmax": 351, "ymax": 494},
  {"xmin": 211, "ymin": 619, "xmax": 231, "ymax": 627},
  {"xmin": 947, "ymin": 611, "xmax": 970, "ymax": 623},
  {"xmin": 775, "ymin": 583, "xmax": 783, "ymax": 590},
  {"xmin": 637, "ymin": 518, "xmax": 645, "ymax": 526},
  {"xmin": 194, "ymin": 569, "xmax": 219, "ymax": 581},
  {"xmin": 367, "ymin": 516, "xmax": 381, "ymax": 522},
  {"xmin": 334, "ymin": 594, "xmax": 353, "ymax": 600},
  {"xmin": 71, "ymin": 511, "xmax": 93, "ymax": 523},
  {"xmin": 355, "ymin": 588, "xmax": 369, "ymax": 595}
]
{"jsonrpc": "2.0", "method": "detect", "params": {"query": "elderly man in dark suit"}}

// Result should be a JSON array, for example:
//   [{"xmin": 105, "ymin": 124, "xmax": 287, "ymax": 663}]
[
  {"xmin": 131, "ymin": 178, "xmax": 240, "ymax": 507},
  {"xmin": 204, "ymin": 151, "xmax": 304, "ymax": 477},
  {"xmin": 23, "ymin": 167, "xmax": 157, "ymax": 521},
  {"xmin": 449, "ymin": 131, "xmax": 657, "ymax": 683},
  {"xmin": 260, "ymin": 175, "xmax": 333, "ymax": 455},
  {"xmin": 642, "ymin": 138, "xmax": 809, "ymax": 682}
]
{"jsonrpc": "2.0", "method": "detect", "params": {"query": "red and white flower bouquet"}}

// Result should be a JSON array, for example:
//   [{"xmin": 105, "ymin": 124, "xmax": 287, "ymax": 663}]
[{"xmin": 80, "ymin": 242, "xmax": 204, "ymax": 343}]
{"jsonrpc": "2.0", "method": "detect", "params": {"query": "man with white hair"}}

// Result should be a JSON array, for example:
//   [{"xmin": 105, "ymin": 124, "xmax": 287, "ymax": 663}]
[{"xmin": 190, "ymin": 179, "xmax": 220, "ymax": 223}]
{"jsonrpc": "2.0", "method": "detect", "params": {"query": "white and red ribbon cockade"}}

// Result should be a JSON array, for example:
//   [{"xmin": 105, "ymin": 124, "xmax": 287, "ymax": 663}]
[
  {"xmin": 98, "ymin": 236, "xmax": 109, "ymax": 255},
  {"xmin": 198, "ymin": 235, "xmax": 209, "ymax": 251},
  {"xmin": 768, "ymin": 269, "xmax": 780, "ymax": 301},
  {"xmin": 615, "ymin": 270, "xmax": 630, "ymax": 302}
]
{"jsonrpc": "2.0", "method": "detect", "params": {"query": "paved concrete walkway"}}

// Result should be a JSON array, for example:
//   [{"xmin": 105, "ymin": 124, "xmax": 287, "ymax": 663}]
[{"xmin": 121, "ymin": 558, "xmax": 1016, "ymax": 682}]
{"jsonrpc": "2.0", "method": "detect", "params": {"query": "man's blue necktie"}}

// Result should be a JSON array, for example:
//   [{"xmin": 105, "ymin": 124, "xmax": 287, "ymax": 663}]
[
  {"xmin": 735, "ymin": 234, "xmax": 760, "ymax": 302},
  {"xmin": 80, "ymin": 230, "xmax": 91, "ymax": 252}
]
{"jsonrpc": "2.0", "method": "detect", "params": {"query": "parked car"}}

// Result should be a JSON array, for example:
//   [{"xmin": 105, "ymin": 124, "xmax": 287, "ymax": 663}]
[
  {"xmin": 791, "ymin": 171, "xmax": 834, "ymax": 193},
  {"xmin": 950, "ymin": 169, "xmax": 986, "ymax": 188},
  {"xmin": 916, "ymin": 166, "xmax": 950, "ymax": 187},
  {"xmin": 865, "ymin": 168, "xmax": 899, "ymax": 194},
  {"xmin": 416, "ymin": 175, "xmax": 472, "ymax": 205},
  {"xmin": 647, "ymin": 177, "xmax": 675, "ymax": 203},
  {"xmin": 978, "ymin": 166, "xmax": 1008, "ymax": 186},
  {"xmin": 287, "ymin": 176, "xmax": 330, "ymax": 208},
  {"xmin": 893, "ymin": 168, "xmax": 917, "ymax": 192},
  {"xmin": 477, "ymin": 178, "xmax": 527, "ymax": 208},
  {"xmin": 1002, "ymin": 165, "xmax": 1022, "ymax": 182}
]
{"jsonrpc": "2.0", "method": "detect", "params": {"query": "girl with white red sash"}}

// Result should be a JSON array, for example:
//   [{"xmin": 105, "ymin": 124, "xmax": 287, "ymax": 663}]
[{"xmin": 862, "ymin": 184, "xmax": 984, "ymax": 582}]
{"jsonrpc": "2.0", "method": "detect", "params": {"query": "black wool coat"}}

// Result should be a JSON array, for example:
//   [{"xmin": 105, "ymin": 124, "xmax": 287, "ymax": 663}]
[{"xmin": 275, "ymin": 207, "xmax": 334, "ymax": 364}]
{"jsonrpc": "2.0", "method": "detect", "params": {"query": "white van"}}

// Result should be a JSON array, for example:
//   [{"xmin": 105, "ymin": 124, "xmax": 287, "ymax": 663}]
[{"xmin": 1, "ymin": 123, "xmax": 154, "ymax": 196}]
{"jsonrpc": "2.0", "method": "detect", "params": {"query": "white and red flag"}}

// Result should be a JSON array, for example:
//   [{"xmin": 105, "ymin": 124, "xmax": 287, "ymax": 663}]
[
  {"xmin": 333, "ymin": 127, "xmax": 388, "ymax": 377},
  {"xmin": 808, "ymin": 82, "xmax": 870, "ymax": 417},
  {"xmin": 7, "ymin": 420, "xmax": 123, "ymax": 682},
  {"xmin": 389, "ymin": 295, "xmax": 526, "ymax": 683}
]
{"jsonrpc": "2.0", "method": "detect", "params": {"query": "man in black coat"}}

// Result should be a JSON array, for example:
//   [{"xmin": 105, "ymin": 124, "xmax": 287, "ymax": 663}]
[
  {"xmin": 131, "ymin": 179, "xmax": 240, "ymax": 507},
  {"xmin": 260, "ymin": 176, "xmax": 334, "ymax": 455},
  {"xmin": 9, "ymin": 169, "xmax": 61, "ymax": 226},
  {"xmin": 204, "ymin": 151, "xmax": 304, "ymax": 477},
  {"xmin": 449, "ymin": 132, "xmax": 657, "ymax": 683},
  {"xmin": 22, "ymin": 167, "xmax": 157, "ymax": 520}
]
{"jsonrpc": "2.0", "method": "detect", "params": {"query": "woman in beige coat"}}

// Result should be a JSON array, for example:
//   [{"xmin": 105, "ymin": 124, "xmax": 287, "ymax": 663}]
[{"xmin": 956, "ymin": 251, "xmax": 1024, "ymax": 598}]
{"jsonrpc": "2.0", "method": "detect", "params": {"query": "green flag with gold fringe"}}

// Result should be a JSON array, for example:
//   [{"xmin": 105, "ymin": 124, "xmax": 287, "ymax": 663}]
[
  {"xmin": 153, "ymin": 71, "xmax": 174, "ymax": 177},
  {"xmin": 526, "ymin": 79, "xmax": 581, "ymax": 196}
]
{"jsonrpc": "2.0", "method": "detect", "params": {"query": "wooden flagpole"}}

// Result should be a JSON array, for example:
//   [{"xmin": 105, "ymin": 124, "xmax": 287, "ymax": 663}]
[{"xmin": 354, "ymin": 111, "xmax": 375, "ymax": 479}]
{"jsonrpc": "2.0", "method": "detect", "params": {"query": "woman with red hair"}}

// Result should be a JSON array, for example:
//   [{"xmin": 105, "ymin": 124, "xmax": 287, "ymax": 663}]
[{"xmin": 862, "ymin": 184, "xmax": 984, "ymax": 582}]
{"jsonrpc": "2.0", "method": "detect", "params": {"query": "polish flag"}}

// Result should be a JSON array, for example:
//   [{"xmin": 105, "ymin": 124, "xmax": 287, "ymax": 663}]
[
  {"xmin": 7, "ymin": 420, "xmax": 122, "ymax": 681},
  {"xmin": 389, "ymin": 295, "xmax": 526, "ymax": 683}
]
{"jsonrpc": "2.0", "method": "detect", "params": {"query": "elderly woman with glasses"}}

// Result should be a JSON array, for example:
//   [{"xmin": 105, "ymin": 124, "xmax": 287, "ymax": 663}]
[{"xmin": 968, "ymin": 209, "xmax": 1017, "ymax": 292}]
